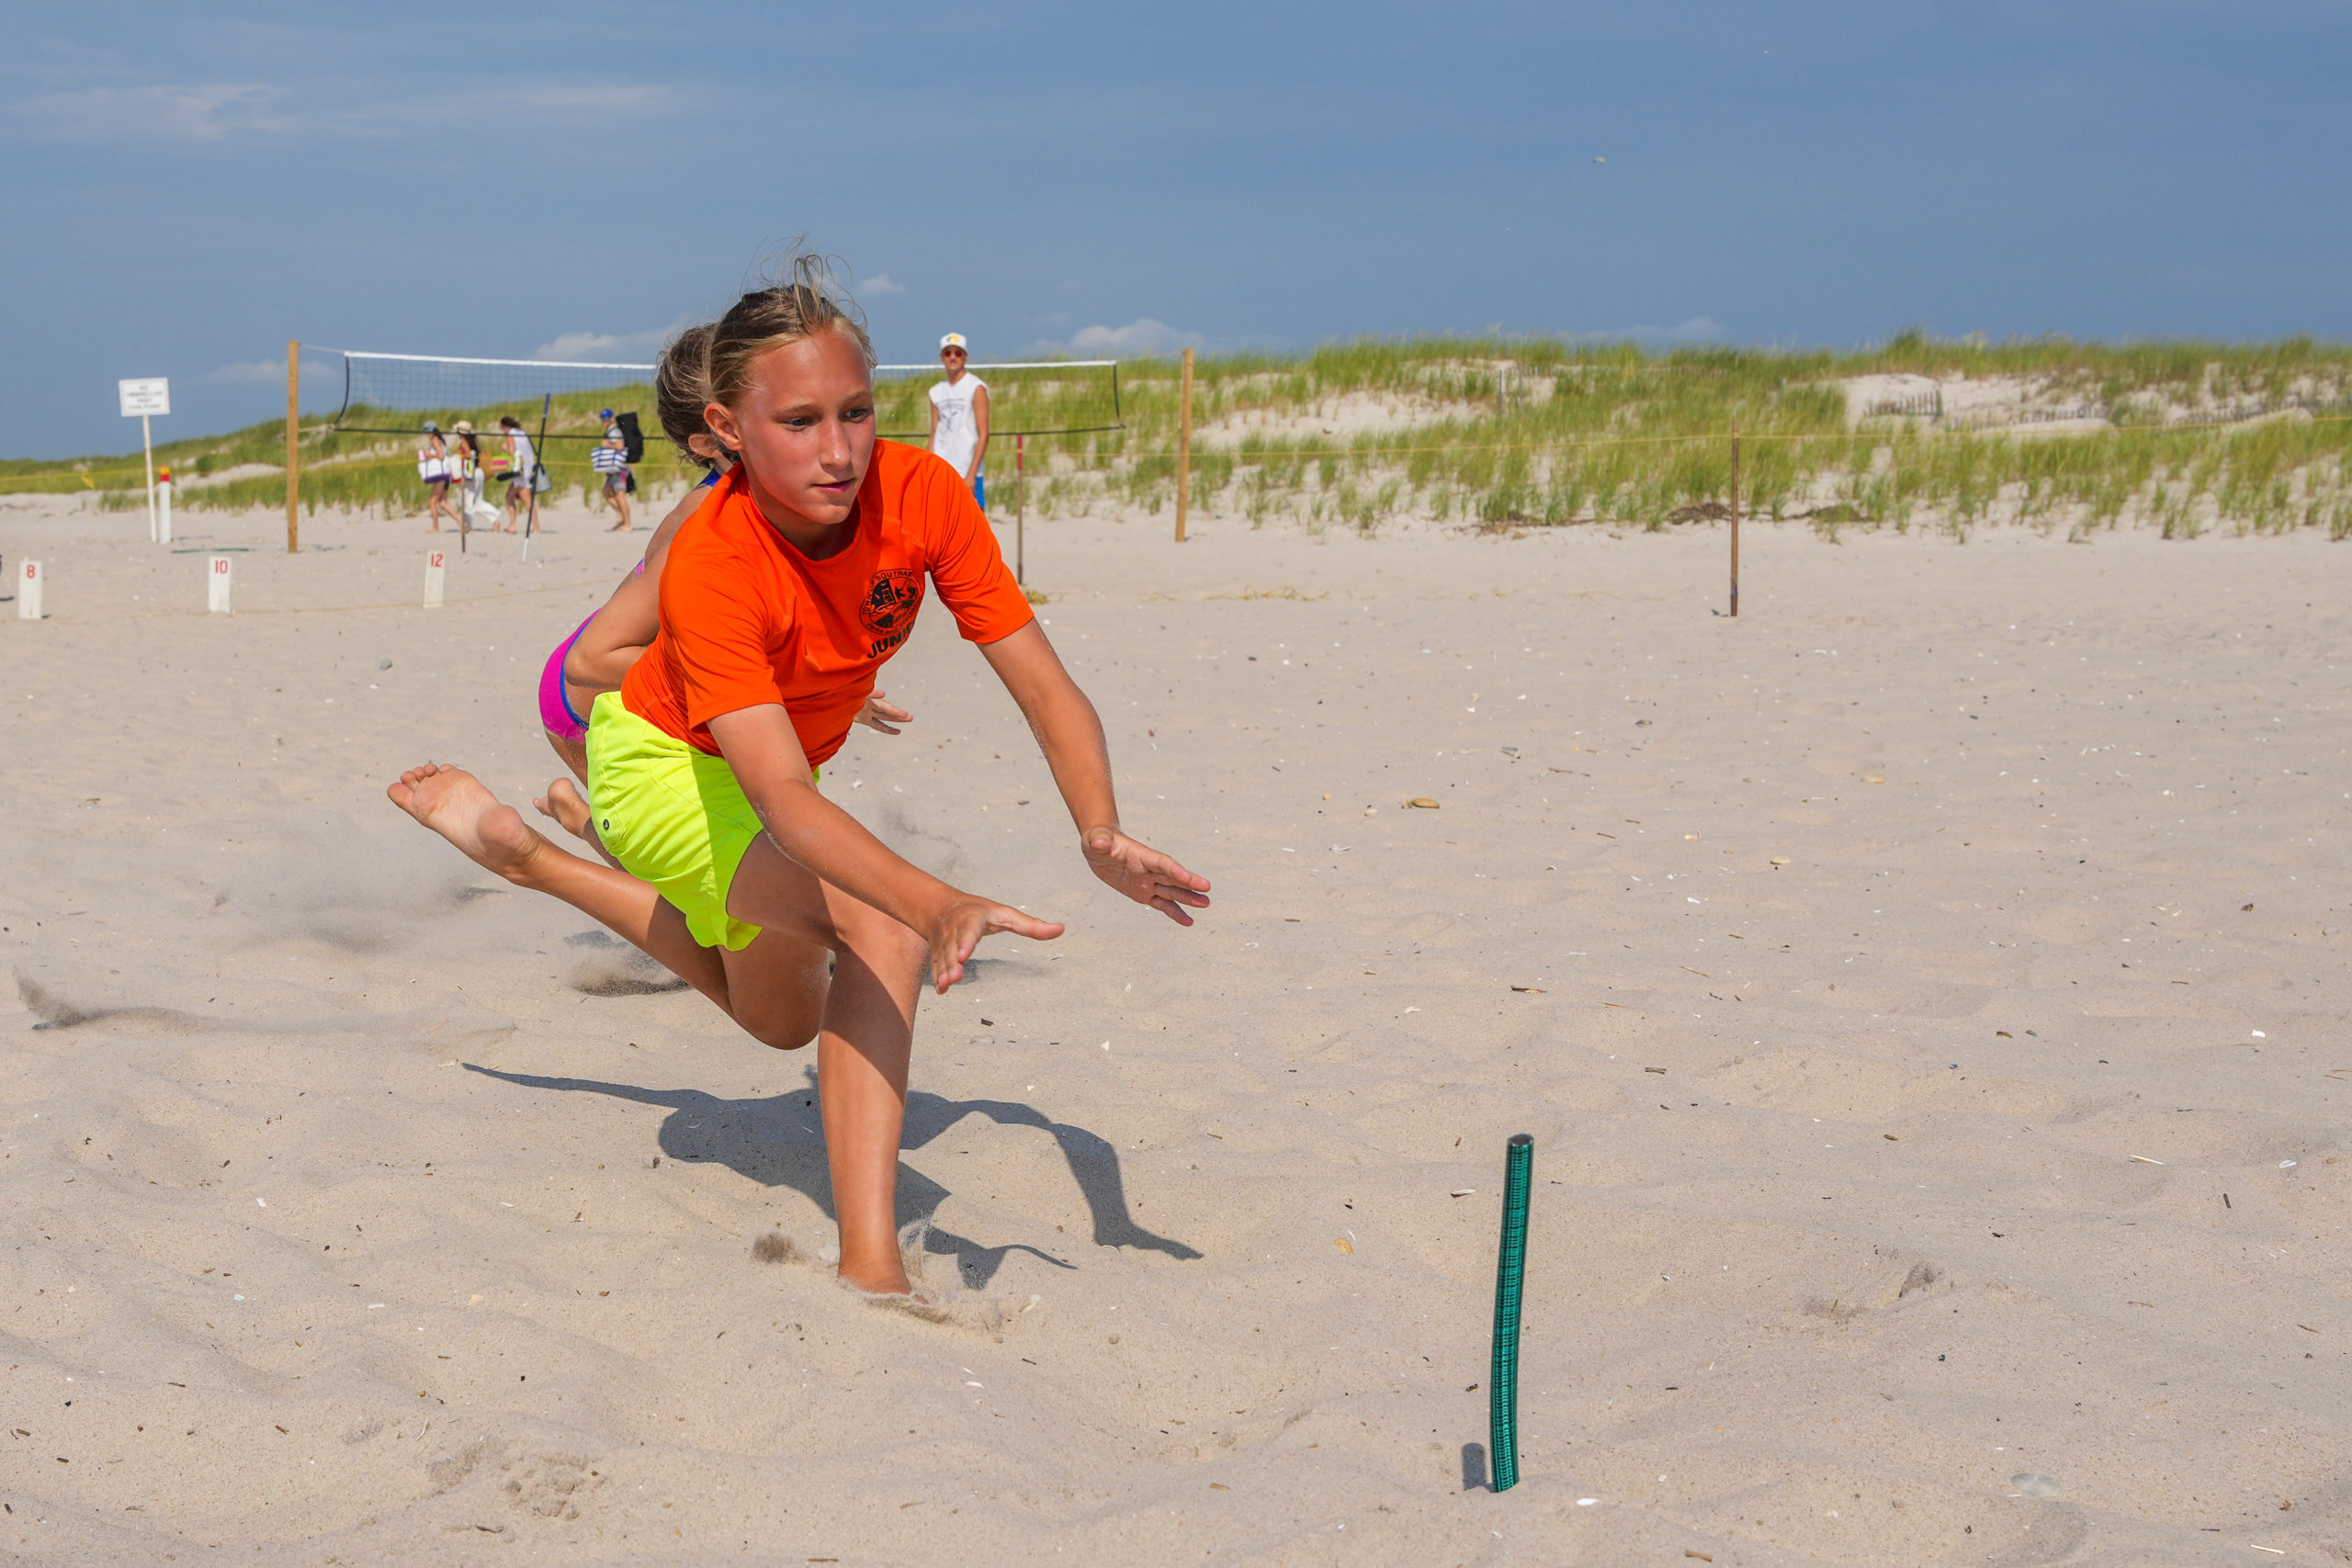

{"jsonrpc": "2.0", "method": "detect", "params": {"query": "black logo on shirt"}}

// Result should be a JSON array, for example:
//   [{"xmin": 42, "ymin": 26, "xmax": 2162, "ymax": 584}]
[{"xmin": 859, "ymin": 568, "xmax": 922, "ymax": 657}]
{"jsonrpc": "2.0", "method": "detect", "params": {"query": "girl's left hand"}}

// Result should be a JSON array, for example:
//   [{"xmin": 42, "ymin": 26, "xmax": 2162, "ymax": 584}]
[
  {"xmin": 855, "ymin": 690, "xmax": 912, "ymax": 735},
  {"xmin": 1081, "ymin": 828, "xmax": 1212, "ymax": 925}
]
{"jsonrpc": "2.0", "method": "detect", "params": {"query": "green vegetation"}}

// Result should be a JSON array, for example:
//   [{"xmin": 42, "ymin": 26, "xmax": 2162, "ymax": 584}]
[
  {"xmin": 13, "ymin": 334, "xmax": 2351, "ymax": 540},
  {"xmin": 1019, "ymin": 333, "xmax": 2352, "ymax": 540}
]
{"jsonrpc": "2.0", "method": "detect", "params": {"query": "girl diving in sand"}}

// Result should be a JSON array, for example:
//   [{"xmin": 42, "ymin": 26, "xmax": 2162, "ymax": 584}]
[{"xmin": 390, "ymin": 259, "xmax": 1209, "ymax": 1296}]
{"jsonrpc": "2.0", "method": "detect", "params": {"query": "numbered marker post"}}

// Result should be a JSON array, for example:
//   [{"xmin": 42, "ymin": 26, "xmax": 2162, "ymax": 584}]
[
  {"xmin": 424, "ymin": 548, "xmax": 446, "ymax": 608},
  {"xmin": 208, "ymin": 555, "xmax": 232, "ymax": 614},
  {"xmin": 17, "ymin": 559, "xmax": 41, "ymax": 620}
]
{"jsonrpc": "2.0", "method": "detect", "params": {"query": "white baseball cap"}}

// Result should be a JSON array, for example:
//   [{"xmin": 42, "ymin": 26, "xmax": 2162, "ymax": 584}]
[{"xmin": 939, "ymin": 333, "xmax": 968, "ymax": 352}]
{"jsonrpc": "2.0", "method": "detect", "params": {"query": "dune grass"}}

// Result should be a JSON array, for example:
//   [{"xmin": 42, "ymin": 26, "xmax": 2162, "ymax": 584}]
[
  {"xmin": 12, "ymin": 334, "xmax": 2351, "ymax": 540},
  {"xmin": 1007, "ymin": 333, "xmax": 2352, "ymax": 539}
]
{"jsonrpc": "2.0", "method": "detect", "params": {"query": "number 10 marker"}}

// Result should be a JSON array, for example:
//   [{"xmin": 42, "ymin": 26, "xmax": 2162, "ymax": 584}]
[{"xmin": 208, "ymin": 556, "xmax": 232, "ymax": 614}]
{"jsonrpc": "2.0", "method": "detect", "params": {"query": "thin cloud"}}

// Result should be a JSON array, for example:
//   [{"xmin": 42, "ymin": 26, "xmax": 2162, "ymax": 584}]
[
  {"xmin": 204, "ymin": 358, "xmax": 288, "ymax": 385},
  {"xmin": 1577, "ymin": 315, "xmax": 1728, "ymax": 345},
  {"xmin": 14, "ymin": 78, "xmax": 671, "ymax": 147},
  {"xmin": 1029, "ymin": 317, "xmax": 1205, "ymax": 358},
  {"xmin": 512, "ymin": 85, "xmax": 670, "ymax": 114},
  {"xmin": 858, "ymin": 273, "xmax": 908, "ymax": 298},
  {"xmin": 17, "ymin": 83, "xmax": 290, "ymax": 143},
  {"xmin": 531, "ymin": 326, "xmax": 675, "ymax": 363}
]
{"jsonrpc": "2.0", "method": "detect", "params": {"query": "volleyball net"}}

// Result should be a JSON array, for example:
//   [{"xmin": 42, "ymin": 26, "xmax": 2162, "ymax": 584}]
[
  {"xmin": 874, "ymin": 360, "xmax": 1123, "ymax": 438},
  {"xmin": 318, "ymin": 350, "xmax": 656, "ymax": 444},
  {"xmin": 314, "ymin": 350, "xmax": 1125, "ymax": 444}
]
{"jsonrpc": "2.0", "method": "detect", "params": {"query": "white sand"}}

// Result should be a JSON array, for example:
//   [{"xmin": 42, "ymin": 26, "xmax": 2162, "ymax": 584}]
[{"xmin": 3, "ymin": 491, "xmax": 2346, "ymax": 1565}]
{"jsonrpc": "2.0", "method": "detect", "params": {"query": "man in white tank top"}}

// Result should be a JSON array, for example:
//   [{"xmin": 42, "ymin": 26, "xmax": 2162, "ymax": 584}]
[{"xmin": 926, "ymin": 333, "xmax": 990, "ymax": 509}]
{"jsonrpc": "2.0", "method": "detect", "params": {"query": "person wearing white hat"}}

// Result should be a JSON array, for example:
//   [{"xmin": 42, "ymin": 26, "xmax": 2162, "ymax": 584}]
[{"xmin": 926, "ymin": 333, "xmax": 990, "ymax": 508}]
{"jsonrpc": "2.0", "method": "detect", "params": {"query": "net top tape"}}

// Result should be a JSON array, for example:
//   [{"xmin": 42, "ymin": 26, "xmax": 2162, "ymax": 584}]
[
  {"xmin": 313, "ymin": 348, "xmax": 1117, "ymax": 376},
  {"xmin": 876, "ymin": 360, "xmax": 1117, "ymax": 373}
]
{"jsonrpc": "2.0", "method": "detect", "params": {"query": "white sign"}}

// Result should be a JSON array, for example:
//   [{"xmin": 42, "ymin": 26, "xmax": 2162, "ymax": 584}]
[
  {"xmin": 17, "ymin": 559, "xmax": 40, "ymax": 620},
  {"xmin": 119, "ymin": 378, "xmax": 171, "ymax": 418},
  {"xmin": 424, "ymin": 548, "xmax": 447, "ymax": 607},
  {"xmin": 208, "ymin": 556, "xmax": 232, "ymax": 614}
]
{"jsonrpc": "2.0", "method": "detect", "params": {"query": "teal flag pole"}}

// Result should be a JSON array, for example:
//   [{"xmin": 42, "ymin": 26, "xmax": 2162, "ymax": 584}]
[{"xmin": 1489, "ymin": 1133, "xmax": 1533, "ymax": 1490}]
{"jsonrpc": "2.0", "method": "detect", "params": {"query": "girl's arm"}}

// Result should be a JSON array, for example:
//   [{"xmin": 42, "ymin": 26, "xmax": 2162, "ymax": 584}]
[
  {"xmin": 706, "ymin": 704, "xmax": 1060, "ymax": 990},
  {"xmin": 562, "ymin": 485, "xmax": 705, "ymax": 691},
  {"xmin": 978, "ymin": 622, "xmax": 1210, "ymax": 924}
]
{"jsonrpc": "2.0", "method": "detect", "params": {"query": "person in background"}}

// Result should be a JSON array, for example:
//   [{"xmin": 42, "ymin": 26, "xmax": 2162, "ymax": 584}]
[
  {"xmin": 418, "ymin": 422, "xmax": 458, "ymax": 533},
  {"xmin": 593, "ymin": 405, "xmax": 635, "ymax": 532},
  {"xmin": 499, "ymin": 414, "xmax": 537, "ymax": 533},
  {"xmin": 927, "ymin": 333, "xmax": 989, "ymax": 508},
  {"xmin": 449, "ymin": 420, "xmax": 484, "ymax": 534}
]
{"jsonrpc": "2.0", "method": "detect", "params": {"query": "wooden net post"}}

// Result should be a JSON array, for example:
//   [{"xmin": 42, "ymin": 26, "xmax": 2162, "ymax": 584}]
[
  {"xmin": 285, "ymin": 340, "xmax": 300, "ymax": 555},
  {"xmin": 1728, "ymin": 418, "xmax": 1740, "ymax": 618},
  {"xmin": 1175, "ymin": 347, "xmax": 1194, "ymax": 543},
  {"xmin": 1014, "ymin": 432, "xmax": 1026, "ymax": 585}
]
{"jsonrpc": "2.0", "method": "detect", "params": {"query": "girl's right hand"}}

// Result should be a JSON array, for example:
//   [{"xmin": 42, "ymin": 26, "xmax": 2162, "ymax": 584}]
[
  {"xmin": 927, "ymin": 897, "xmax": 1064, "ymax": 993},
  {"xmin": 855, "ymin": 689, "xmax": 912, "ymax": 735}
]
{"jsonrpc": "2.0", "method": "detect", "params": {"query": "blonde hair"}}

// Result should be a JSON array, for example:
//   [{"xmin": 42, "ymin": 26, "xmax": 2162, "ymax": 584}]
[
  {"xmin": 707, "ymin": 254, "xmax": 876, "ymax": 422},
  {"xmin": 653, "ymin": 322, "xmax": 720, "ymax": 468}
]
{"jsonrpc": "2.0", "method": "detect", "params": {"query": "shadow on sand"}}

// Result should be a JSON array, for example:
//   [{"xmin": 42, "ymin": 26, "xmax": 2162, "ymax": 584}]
[{"xmin": 467, "ymin": 1064, "xmax": 1202, "ymax": 1289}]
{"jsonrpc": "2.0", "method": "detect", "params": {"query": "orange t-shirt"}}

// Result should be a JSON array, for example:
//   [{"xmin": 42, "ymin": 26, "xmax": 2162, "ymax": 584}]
[{"xmin": 620, "ymin": 440, "xmax": 1034, "ymax": 764}]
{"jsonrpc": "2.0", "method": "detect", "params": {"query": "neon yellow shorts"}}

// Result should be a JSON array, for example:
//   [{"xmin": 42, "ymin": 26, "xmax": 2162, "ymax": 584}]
[{"xmin": 584, "ymin": 692, "xmax": 775, "ymax": 951}]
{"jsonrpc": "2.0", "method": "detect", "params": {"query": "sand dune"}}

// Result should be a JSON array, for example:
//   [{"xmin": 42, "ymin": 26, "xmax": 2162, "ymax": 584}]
[{"xmin": 2, "ymin": 492, "xmax": 2346, "ymax": 1564}]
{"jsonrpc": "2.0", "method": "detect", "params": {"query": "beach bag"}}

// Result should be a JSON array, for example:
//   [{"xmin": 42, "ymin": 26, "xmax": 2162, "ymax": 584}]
[
  {"xmin": 531, "ymin": 462, "xmax": 553, "ymax": 495},
  {"xmin": 616, "ymin": 412, "xmax": 645, "ymax": 464},
  {"xmin": 417, "ymin": 456, "xmax": 446, "ymax": 483}
]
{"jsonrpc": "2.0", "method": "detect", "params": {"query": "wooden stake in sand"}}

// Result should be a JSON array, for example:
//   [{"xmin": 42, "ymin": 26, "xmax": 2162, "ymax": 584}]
[
  {"xmin": 1175, "ymin": 346, "xmax": 1194, "ymax": 544},
  {"xmin": 285, "ymin": 340, "xmax": 301, "ymax": 556},
  {"xmin": 424, "ymin": 547, "xmax": 447, "ymax": 608},
  {"xmin": 1728, "ymin": 419, "xmax": 1741, "ymax": 618},
  {"xmin": 208, "ymin": 555, "xmax": 232, "ymax": 615},
  {"xmin": 1014, "ymin": 432, "xmax": 1026, "ymax": 586},
  {"xmin": 1490, "ymin": 1132, "xmax": 1533, "ymax": 1491},
  {"xmin": 17, "ymin": 559, "xmax": 41, "ymax": 620}
]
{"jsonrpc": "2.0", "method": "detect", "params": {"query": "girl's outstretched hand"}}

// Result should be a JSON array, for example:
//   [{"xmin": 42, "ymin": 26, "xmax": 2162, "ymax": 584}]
[
  {"xmin": 928, "ymin": 897, "xmax": 1064, "ymax": 994},
  {"xmin": 855, "ymin": 689, "xmax": 912, "ymax": 735},
  {"xmin": 1082, "ymin": 828, "xmax": 1213, "ymax": 925}
]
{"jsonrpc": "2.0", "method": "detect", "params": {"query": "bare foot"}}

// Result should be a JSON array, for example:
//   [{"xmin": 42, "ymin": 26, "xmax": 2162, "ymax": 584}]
[
  {"xmin": 388, "ymin": 763, "xmax": 546, "ymax": 883},
  {"xmin": 839, "ymin": 1262, "xmax": 916, "ymax": 1297},
  {"xmin": 533, "ymin": 775, "xmax": 594, "ymax": 843}
]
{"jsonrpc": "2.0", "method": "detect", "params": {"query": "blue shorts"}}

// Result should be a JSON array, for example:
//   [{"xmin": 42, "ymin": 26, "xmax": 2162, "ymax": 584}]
[{"xmin": 972, "ymin": 472, "xmax": 985, "ymax": 510}]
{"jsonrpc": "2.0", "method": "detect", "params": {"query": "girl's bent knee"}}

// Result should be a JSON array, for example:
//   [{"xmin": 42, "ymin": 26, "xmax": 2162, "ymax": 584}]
[{"xmin": 738, "ymin": 999, "xmax": 820, "ymax": 1052}]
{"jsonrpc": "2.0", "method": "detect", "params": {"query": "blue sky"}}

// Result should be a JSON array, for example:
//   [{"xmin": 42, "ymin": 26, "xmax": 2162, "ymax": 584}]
[{"xmin": 6, "ymin": 1, "xmax": 2348, "ymax": 458}]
